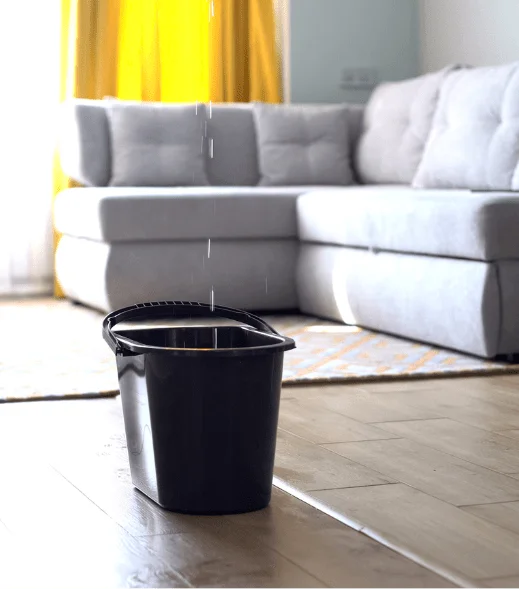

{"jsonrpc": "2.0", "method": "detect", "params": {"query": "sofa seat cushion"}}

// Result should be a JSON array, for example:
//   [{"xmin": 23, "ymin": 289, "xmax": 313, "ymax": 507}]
[
  {"xmin": 297, "ymin": 186, "xmax": 519, "ymax": 261},
  {"xmin": 55, "ymin": 186, "xmax": 343, "ymax": 242}
]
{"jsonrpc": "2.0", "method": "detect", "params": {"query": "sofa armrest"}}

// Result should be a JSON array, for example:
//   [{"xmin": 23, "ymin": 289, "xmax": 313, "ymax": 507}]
[{"xmin": 58, "ymin": 99, "xmax": 111, "ymax": 187}]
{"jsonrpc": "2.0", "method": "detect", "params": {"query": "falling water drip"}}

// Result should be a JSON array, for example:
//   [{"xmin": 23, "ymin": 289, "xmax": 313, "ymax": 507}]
[
  {"xmin": 210, "ymin": 287, "xmax": 215, "ymax": 311},
  {"xmin": 213, "ymin": 327, "xmax": 218, "ymax": 349},
  {"xmin": 207, "ymin": 238, "xmax": 211, "ymax": 258},
  {"xmin": 209, "ymin": 137, "xmax": 214, "ymax": 159},
  {"xmin": 209, "ymin": 101, "xmax": 212, "ymax": 119},
  {"xmin": 211, "ymin": 0, "xmax": 215, "ymax": 17}
]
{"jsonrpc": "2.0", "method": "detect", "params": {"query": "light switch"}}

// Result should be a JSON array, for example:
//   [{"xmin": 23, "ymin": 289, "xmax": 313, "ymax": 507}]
[{"xmin": 340, "ymin": 67, "xmax": 378, "ymax": 89}]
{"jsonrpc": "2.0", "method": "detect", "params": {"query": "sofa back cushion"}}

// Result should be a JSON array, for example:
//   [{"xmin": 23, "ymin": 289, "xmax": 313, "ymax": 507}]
[
  {"xmin": 106, "ymin": 101, "xmax": 209, "ymax": 187},
  {"xmin": 59, "ymin": 100, "xmax": 365, "ymax": 187},
  {"xmin": 413, "ymin": 62, "xmax": 519, "ymax": 190},
  {"xmin": 355, "ymin": 68, "xmax": 454, "ymax": 184},
  {"xmin": 253, "ymin": 103, "xmax": 354, "ymax": 186},
  {"xmin": 59, "ymin": 99, "xmax": 112, "ymax": 187},
  {"xmin": 205, "ymin": 104, "xmax": 260, "ymax": 186}
]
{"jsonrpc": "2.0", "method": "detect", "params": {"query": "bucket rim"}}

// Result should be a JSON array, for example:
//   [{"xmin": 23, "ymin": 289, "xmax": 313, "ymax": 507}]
[{"xmin": 102, "ymin": 301, "xmax": 296, "ymax": 357}]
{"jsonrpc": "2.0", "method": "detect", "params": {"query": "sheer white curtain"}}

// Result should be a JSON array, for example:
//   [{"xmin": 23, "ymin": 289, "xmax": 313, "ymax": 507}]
[
  {"xmin": 0, "ymin": 1, "xmax": 61, "ymax": 296},
  {"xmin": 274, "ymin": 0, "xmax": 290, "ymax": 102}
]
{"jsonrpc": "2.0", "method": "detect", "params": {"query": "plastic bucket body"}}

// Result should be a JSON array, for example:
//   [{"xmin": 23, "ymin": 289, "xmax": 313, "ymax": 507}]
[{"xmin": 103, "ymin": 301, "xmax": 295, "ymax": 515}]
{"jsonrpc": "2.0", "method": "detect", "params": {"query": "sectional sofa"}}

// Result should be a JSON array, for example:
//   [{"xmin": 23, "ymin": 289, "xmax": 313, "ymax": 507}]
[{"xmin": 55, "ymin": 61, "xmax": 519, "ymax": 358}]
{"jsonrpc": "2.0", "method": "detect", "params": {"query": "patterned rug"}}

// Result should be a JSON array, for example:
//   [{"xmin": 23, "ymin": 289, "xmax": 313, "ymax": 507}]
[{"xmin": 1, "ymin": 298, "xmax": 518, "ymax": 402}]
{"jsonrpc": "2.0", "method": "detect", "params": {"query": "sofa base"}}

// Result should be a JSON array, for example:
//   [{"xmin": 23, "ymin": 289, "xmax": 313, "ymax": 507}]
[
  {"xmin": 56, "ymin": 236, "xmax": 299, "ymax": 313},
  {"xmin": 297, "ymin": 244, "xmax": 519, "ymax": 359}
]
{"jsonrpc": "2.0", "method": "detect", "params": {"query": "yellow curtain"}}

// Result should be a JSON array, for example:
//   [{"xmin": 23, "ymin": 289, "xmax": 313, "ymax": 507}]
[
  {"xmin": 54, "ymin": 0, "xmax": 281, "ymax": 296},
  {"xmin": 210, "ymin": 0, "xmax": 282, "ymax": 102}
]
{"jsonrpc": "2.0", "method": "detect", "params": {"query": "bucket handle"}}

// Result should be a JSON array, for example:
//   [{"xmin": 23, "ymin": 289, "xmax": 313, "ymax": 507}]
[{"xmin": 102, "ymin": 300, "xmax": 294, "ymax": 355}]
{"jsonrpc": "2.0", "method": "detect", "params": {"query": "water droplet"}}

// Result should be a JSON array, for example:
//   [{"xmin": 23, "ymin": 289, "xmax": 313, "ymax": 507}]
[
  {"xmin": 213, "ymin": 327, "xmax": 218, "ymax": 349},
  {"xmin": 210, "ymin": 287, "xmax": 215, "ymax": 311},
  {"xmin": 207, "ymin": 238, "xmax": 211, "ymax": 258},
  {"xmin": 209, "ymin": 137, "xmax": 214, "ymax": 159},
  {"xmin": 209, "ymin": 101, "xmax": 212, "ymax": 119}
]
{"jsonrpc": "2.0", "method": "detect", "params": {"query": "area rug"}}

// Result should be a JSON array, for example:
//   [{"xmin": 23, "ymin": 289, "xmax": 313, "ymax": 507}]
[{"xmin": 1, "ymin": 298, "xmax": 518, "ymax": 402}]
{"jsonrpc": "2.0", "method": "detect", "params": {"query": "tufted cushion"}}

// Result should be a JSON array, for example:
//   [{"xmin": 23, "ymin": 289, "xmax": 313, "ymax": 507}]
[
  {"xmin": 355, "ymin": 68, "xmax": 455, "ymax": 184},
  {"xmin": 106, "ymin": 101, "xmax": 209, "ymax": 187},
  {"xmin": 413, "ymin": 62, "xmax": 519, "ymax": 190},
  {"xmin": 253, "ymin": 103, "xmax": 354, "ymax": 186}
]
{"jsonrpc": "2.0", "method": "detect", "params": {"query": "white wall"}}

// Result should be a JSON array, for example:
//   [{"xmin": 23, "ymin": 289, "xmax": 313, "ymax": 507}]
[
  {"xmin": 290, "ymin": 0, "xmax": 420, "ymax": 104},
  {"xmin": 420, "ymin": 0, "xmax": 519, "ymax": 72}
]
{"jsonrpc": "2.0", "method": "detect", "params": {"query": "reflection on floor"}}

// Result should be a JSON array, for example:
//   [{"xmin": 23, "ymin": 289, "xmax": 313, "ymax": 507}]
[{"xmin": 2, "ymin": 373, "xmax": 519, "ymax": 586}]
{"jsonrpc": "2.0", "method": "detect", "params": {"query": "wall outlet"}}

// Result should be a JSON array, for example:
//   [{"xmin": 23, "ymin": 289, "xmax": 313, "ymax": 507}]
[{"xmin": 340, "ymin": 67, "xmax": 378, "ymax": 90}]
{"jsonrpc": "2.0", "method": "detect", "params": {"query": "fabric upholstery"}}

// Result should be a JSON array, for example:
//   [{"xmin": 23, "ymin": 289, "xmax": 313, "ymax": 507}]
[
  {"xmin": 205, "ymin": 104, "xmax": 260, "ymax": 186},
  {"xmin": 54, "ymin": 186, "xmax": 344, "ymax": 242},
  {"xmin": 297, "ymin": 186, "xmax": 519, "ymax": 261},
  {"xmin": 106, "ymin": 101, "xmax": 209, "ymax": 187},
  {"xmin": 414, "ymin": 62, "xmax": 519, "ymax": 190},
  {"xmin": 56, "ymin": 236, "xmax": 298, "ymax": 313},
  {"xmin": 297, "ymin": 244, "xmax": 500, "ymax": 358},
  {"xmin": 253, "ymin": 103, "xmax": 354, "ymax": 186},
  {"xmin": 59, "ymin": 99, "xmax": 111, "ymax": 187},
  {"xmin": 355, "ymin": 68, "xmax": 454, "ymax": 184},
  {"xmin": 496, "ymin": 260, "xmax": 519, "ymax": 354},
  {"xmin": 59, "ymin": 99, "xmax": 365, "ymax": 188}
]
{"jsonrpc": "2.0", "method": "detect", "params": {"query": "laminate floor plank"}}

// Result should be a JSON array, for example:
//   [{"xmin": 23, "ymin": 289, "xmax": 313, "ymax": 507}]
[
  {"xmin": 279, "ymin": 397, "xmax": 400, "ymax": 444},
  {"xmin": 311, "ymin": 483, "xmax": 519, "ymax": 581},
  {"xmin": 274, "ymin": 428, "xmax": 396, "ymax": 491},
  {"xmin": 323, "ymin": 437, "xmax": 519, "ymax": 505},
  {"xmin": 369, "ymin": 388, "xmax": 519, "ymax": 432},
  {"xmin": 483, "ymin": 575, "xmax": 519, "ymax": 588},
  {"xmin": 212, "ymin": 487, "xmax": 453, "ymax": 588},
  {"xmin": 142, "ymin": 527, "xmax": 326, "ymax": 588},
  {"xmin": 462, "ymin": 501, "xmax": 519, "ymax": 536},
  {"xmin": 500, "ymin": 429, "xmax": 519, "ymax": 440},
  {"xmin": 284, "ymin": 384, "xmax": 440, "ymax": 423},
  {"xmin": 374, "ymin": 418, "xmax": 519, "ymax": 473}
]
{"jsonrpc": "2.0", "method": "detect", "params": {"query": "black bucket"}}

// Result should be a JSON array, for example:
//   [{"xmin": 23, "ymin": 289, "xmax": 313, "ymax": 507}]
[{"xmin": 102, "ymin": 301, "xmax": 296, "ymax": 515}]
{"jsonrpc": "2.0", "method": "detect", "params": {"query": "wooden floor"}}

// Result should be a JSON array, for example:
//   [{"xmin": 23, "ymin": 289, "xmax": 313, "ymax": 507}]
[
  {"xmin": 2, "ymin": 373, "xmax": 519, "ymax": 587},
  {"xmin": 277, "ymin": 373, "xmax": 519, "ymax": 587}
]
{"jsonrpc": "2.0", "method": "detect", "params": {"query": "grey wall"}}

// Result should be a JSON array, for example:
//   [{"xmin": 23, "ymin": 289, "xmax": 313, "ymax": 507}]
[
  {"xmin": 289, "ymin": 0, "xmax": 420, "ymax": 104},
  {"xmin": 420, "ymin": 0, "xmax": 519, "ymax": 72}
]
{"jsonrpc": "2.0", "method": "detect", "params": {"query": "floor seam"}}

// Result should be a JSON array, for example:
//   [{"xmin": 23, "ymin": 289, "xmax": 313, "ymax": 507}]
[{"xmin": 273, "ymin": 476, "xmax": 475, "ymax": 588}]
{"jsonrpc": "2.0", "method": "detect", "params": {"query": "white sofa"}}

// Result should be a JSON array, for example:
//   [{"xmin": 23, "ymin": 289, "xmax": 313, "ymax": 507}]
[{"xmin": 55, "ymin": 61, "xmax": 519, "ymax": 358}]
